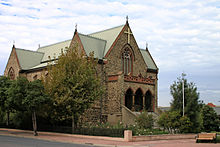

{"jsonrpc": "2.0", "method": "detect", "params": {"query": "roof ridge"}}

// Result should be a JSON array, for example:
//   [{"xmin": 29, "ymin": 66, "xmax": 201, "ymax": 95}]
[
  {"xmin": 38, "ymin": 39, "xmax": 71, "ymax": 49},
  {"xmin": 88, "ymin": 24, "xmax": 124, "ymax": 35},
  {"xmin": 15, "ymin": 48, "xmax": 44, "ymax": 54},
  {"xmin": 79, "ymin": 33, "xmax": 107, "ymax": 42}
]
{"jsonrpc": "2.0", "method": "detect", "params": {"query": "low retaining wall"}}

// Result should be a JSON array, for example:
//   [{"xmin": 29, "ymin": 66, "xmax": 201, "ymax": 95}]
[{"xmin": 124, "ymin": 130, "xmax": 196, "ymax": 142}]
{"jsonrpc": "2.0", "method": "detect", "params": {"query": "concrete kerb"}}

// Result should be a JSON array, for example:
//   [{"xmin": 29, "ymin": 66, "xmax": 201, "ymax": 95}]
[{"xmin": 0, "ymin": 128, "xmax": 196, "ymax": 143}]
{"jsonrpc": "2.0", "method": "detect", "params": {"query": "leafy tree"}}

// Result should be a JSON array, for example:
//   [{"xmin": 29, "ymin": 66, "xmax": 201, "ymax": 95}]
[
  {"xmin": 170, "ymin": 74, "xmax": 203, "ymax": 132},
  {"xmin": 8, "ymin": 77, "xmax": 49, "ymax": 136},
  {"xmin": 158, "ymin": 110, "xmax": 192, "ymax": 133},
  {"xmin": 23, "ymin": 79, "xmax": 49, "ymax": 136},
  {"xmin": 179, "ymin": 116, "xmax": 192, "ymax": 133},
  {"xmin": 44, "ymin": 47, "xmax": 103, "ymax": 132},
  {"xmin": 0, "ymin": 76, "xmax": 12, "ymax": 126},
  {"xmin": 201, "ymin": 105, "xmax": 220, "ymax": 132},
  {"xmin": 135, "ymin": 111, "xmax": 154, "ymax": 129},
  {"xmin": 158, "ymin": 111, "xmax": 181, "ymax": 133},
  {"xmin": 8, "ymin": 77, "xmax": 28, "ymax": 112}
]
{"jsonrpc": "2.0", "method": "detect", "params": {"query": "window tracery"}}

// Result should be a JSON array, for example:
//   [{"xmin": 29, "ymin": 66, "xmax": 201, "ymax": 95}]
[{"xmin": 122, "ymin": 48, "xmax": 132, "ymax": 75}]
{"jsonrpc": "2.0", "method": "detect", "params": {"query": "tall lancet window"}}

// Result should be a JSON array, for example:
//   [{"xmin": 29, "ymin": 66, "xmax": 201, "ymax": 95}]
[
  {"xmin": 122, "ymin": 48, "xmax": 132, "ymax": 75},
  {"xmin": 8, "ymin": 67, "xmax": 15, "ymax": 80}
]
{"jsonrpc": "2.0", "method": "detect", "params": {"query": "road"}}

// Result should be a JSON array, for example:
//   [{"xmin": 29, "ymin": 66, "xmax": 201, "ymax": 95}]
[{"xmin": 0, "ymin": 135, "xmax": 94, "ymax": 147}]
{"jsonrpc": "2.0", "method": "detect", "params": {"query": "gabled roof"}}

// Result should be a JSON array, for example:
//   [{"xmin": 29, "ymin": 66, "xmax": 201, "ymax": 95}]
[
  {"xmin": 78, "ymin": 33, "xmax": 106, "ymax": 59},
  {"xmin": 89, "ymin": 25, "xmax": 124, "ymax": 56},
  {"xmin": 14, "ymin": 24, "xmax": 158, "ymax": 72},
  {"xmin": 140, "ymin": 49, "xmax": 158, "ymax": 70},
  {"xmin": 15, "ymin": 48, "xmax": 44, "ymax": 70},
  {"xmin": 37, "ymin": 39, "xmax": 71, "ymax": 62}
]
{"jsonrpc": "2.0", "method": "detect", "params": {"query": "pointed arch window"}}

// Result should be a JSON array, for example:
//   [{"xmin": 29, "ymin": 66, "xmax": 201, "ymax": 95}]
[
  {"xmin": 122, "ymin": 48, "xmax": 132, "ymax": 75},
  {"xmin": 8, "ymin": 67, "xmax": 15, "ymax": 80}
]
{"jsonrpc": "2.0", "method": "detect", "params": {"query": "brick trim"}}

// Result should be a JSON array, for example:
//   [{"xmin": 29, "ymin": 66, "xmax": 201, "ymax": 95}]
[
  {"xmin": 108, "ymin": 75, "xmax": 119, "ymax": 82},
  {"xmin": 124, "ymin": 75, "xmax": 155, "ymax": 85}
]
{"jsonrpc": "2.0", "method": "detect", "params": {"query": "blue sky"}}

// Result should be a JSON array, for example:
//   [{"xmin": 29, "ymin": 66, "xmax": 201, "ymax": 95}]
[{"xmin": 0, "ymin": 0, "xmax": 220, "ymax": 106}]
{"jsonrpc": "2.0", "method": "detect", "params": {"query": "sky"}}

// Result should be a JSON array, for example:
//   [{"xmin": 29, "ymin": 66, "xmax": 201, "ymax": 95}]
[{"xmin": 0, "ymin": 0, "xmax": 220, "ymax": 106}]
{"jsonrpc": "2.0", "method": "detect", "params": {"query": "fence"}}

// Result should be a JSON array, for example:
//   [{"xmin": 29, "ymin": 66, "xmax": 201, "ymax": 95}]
[{"xmin": 38, "ymin": 125, "xmax": 125, "ymax": 137}]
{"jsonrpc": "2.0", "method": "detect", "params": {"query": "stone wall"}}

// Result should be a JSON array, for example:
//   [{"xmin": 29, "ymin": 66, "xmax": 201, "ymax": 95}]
[
  {"xmin": 105, "ymin": 25, "xmax": 148, "ymax": 77},
  {"xmin": 4, "ymin": 47, "xmax": 21, "ymax": 79}
]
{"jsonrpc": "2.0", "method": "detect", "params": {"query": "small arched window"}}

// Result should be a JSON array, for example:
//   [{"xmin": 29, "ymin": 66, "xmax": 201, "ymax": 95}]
[
  {"xmin": 33, "ymin": 75, "xmax": 38, "ymax": 80},
  {"xmin": 122, "ymin": 48, "xmax": 132, "ymax": 75},
  {"xmin": 8, "ymin": 67, "xmax": 15, "ymax": 80}
]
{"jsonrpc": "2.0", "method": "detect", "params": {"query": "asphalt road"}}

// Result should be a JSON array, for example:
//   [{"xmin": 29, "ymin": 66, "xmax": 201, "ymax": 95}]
[{"xmin": 0, "ymin": 135, "xmax": 94, "ymax": 147}]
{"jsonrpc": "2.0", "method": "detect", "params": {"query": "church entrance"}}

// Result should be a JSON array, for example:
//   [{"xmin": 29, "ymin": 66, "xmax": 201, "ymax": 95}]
[
  {"xmin": 125, "ymin": 88, "xmax": 133, "ymax": 110},
  {"xmin": 134, "ymin": 88, "xmax": 143, "ymax": 111},
  {"xmin": 145, "ymin": 91, "xmax": 153, "ymax": 112}
]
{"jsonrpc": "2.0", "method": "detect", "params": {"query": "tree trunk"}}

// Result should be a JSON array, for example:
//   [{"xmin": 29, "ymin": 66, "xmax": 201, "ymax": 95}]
[
  {"xmin": 6, "ymin": 111, "xmax": 10, "ymax": 126},
  {"xmin": 72, "ymin": 115, "xmax": 74, "ymax": 134},
  {"xmin": 32, "ymin": 110, "xmax": 38, "ymax": 136}
]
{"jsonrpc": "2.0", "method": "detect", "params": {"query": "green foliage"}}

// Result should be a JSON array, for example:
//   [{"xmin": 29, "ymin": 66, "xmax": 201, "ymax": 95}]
[
  {"xmin": 179, "ymin": 116, "xmax": 192, "ymax": 133},
  {"xmin": 201, "ymin": 105, "xmax": 220, "ymax": 132},
  {"xmin": 7, "ymin": 77, "xmax": 28, "ymax": 112},
  {"xmin": 158, "ymin": 111, "xmax": 180, "ymax": 133},
  {"xmin": 135, "ymin": 111, "xmax": 154, "ymax": 129},
  {"xmin": 23, "ymin": 79, "xmax": 49, "ymax": 111},
  {"xmin": 158, "ymin": 111, "xmax": 192, "ymax": 133},
  {"xmin": 43, "ymin": 47, "xmax": 103, "ymax": 125},
  {"xmin": 10, "ymin": 111, "xmax": 32, "ymax": 129},
  {"xmin": 170, "ymin": 74, "xmax": 203, "ymax": 132},
  {"xmin": 0, "ymin": 76, "xmax": 12, "ymax": 112}
]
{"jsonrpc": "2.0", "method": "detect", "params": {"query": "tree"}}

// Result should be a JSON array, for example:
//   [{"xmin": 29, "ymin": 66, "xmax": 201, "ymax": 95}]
[
  {"xmin": 201, "ymin": 105, "xmax": 220, "ymax": 132},
  {"xmin": 8, "ymin": 77, "xmax": 49, "ymax": 136},
  {"xmin": 158, "ymin": 110, "xmax": 192, "ymax": 133},
  {"xmin": 23, "ymin": 79, "xmax": 49, "ymax": 136},
  {"xmin": 8, "ymin": 77, "xmax": 28, "ymax": 112},
  {"xmin": 43, "ymin": 47, "xmax": 103, "ymax": 132},
  {"xmin": 0, "ymin": 76, "xmax": 12, "ymax": 126},
  {"xmin": 179, "ymin": 116, "xmax": 192, "ymax": 133},
  {"xmin": 158, "ymin": 111, "xmax": 181, "ymax": 133},
  {"xmin": 170, "ymin": 74, "xmax": 203, "ymax": 132}
]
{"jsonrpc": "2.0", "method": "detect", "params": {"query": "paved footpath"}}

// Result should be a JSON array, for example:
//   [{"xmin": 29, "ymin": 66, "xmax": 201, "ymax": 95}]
[{"xmin": 0, "ymin": 128, "xmax": 219, "ymax": 147}]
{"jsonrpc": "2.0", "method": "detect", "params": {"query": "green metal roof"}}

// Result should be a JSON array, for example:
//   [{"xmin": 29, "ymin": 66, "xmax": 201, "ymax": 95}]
[
  {"xmin": 140, "ymin": 49, "xmax": 157, "ymax": 70},
  {"xmin": 78, "ymin": 33, "xmax": 106, "ymax": 59},
  {"xmin": 15, "ymin": 48, "xmax": 44, "ymax": 70},
  {"xmin": 16, "ymin": 24, "xmax": 157, "ymax": 71},
  {"xmin": 89, "ymin": 25, "xmax": 124, "ymax": 56},
  {"xmin": 37, "ymin": 39, "xmax": 71, "ymax": 62}
]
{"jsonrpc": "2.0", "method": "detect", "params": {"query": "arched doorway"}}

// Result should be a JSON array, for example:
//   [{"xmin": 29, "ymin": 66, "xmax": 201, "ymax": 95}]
[
  {"xmin": 145, "ymin": 91, "xmax": 153, "ymax": 112},
  {"xmin": 125, "ymin": 88, "xmax": 133, "ymax": 110},
  {"xmin": 134, "ymin": 88, "xmax": 143, "ymax": 111}
]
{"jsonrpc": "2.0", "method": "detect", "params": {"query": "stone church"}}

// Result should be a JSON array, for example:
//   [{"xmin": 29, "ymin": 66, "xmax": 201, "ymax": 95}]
[{"xmin": 4, "ymin": 19, "xmax": 158, "ymax": 125}]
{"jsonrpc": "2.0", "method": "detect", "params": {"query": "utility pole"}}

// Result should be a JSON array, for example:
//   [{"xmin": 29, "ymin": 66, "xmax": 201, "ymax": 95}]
[{"xmin": 182, "ymin": 72, "xmax": 186, "ymax": 117}]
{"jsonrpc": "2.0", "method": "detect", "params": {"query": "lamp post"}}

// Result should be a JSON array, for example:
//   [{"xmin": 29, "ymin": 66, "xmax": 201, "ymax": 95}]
[{"xmin": 182, "ymin": 72, "xmax": 186, "ymax": 117}]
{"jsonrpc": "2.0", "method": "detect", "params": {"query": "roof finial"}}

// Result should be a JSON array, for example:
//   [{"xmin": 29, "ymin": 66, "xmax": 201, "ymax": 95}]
[
  {"xmin": 13, "ymin": 40, "xmax": 15, "ymax": 48},
  {"xmin": 146, "ymin": 42, "xmax": 148, "ymax": 51},
  {"xmin": 126, "ymin": 15, "xmax": 129, "ymax": 24},
  {"xmin": 75, "ymin": 23, "xmax": 77, "ymax": 31}
]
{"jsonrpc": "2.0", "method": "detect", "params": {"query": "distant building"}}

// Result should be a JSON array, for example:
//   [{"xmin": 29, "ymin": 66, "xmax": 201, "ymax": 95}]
[{"xmin": 159, "ymin": 103, "xmax": 220, "ymax": 117}]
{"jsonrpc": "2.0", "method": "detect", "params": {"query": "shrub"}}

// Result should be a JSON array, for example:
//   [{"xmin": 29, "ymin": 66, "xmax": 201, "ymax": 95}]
[{"xmin": 135, "ymin": 111, "xmax": 154, "ymax": 129}]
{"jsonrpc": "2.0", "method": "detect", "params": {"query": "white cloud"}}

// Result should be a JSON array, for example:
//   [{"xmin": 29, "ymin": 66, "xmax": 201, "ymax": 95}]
[{"xmin": 0, "ymin": 0, "xmax": 220, "ymax": 106}]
